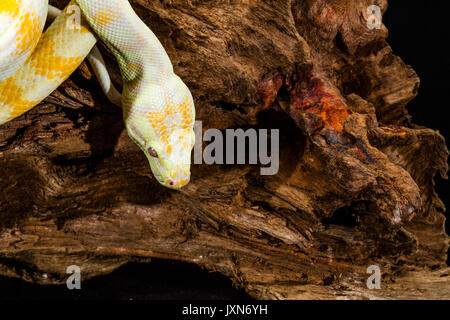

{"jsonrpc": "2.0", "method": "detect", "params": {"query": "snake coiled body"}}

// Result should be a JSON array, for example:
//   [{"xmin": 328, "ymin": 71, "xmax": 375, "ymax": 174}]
[{"xmin": 0, "ymin": 0, "xmax": 196, "ymax": 189}]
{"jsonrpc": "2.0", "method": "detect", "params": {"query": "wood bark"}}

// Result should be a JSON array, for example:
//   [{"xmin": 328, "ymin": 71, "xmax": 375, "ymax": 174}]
[{"xmin": 0, "ymin": 0, "xmax": 449, "ymax": 299}]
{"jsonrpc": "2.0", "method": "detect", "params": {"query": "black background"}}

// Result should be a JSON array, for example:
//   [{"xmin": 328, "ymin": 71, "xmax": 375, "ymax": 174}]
[
  {"xmin": 384, "ymin": 0, "xmax": 450, "ymax": 242},
  {"xmin": 0, "ymin": 1, "xmax": 449, "ymax": 300},
  {"xmin": 386, "ymin": 0, "xmax": 450, "ymax": 150}
]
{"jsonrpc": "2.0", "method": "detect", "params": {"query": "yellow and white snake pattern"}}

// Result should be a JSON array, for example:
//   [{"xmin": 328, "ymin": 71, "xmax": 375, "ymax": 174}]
[{"xmin": 0, "ymin": 0, "xmax": 196, "ymax": 189}]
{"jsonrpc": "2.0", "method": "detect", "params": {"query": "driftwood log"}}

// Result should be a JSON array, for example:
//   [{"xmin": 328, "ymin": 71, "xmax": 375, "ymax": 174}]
[{"xmin": 0, "ymin": 0, "xmax": 449, "ymax": 299}]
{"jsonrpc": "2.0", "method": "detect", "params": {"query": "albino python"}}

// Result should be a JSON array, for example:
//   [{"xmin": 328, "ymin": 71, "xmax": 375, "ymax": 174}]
[{"xmin": 0, "ymin": 0, "xmax": 196, "ymax": 189}]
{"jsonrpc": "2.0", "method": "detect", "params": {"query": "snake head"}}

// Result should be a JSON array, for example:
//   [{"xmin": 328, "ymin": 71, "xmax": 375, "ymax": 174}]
[{"xmin": 126, "ymin": 108, "xmax": 195, "ymax": 190}]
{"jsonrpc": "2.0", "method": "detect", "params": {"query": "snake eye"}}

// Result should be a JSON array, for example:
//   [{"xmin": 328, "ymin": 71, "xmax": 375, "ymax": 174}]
[{"xmin": 147, "ymin": 146, "xmax": 159, "ymax": 158}]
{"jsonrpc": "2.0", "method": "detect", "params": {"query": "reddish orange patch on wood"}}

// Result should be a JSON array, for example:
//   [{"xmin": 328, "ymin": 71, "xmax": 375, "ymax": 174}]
[{"xmin": 290, "ymin": 71, "xmax": 351, "ymax": 134}]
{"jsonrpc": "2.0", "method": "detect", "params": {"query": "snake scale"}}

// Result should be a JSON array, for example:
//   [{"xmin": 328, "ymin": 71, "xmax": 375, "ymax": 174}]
[{"xmin": 0, "ymin": 0, "xmax": 196, "ymax": 189}]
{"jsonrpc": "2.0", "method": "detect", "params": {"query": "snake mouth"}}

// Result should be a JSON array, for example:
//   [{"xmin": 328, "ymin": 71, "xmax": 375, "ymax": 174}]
[{"xmin": 165, "ymin": 176, "xmax": 191, "ymax": 189}]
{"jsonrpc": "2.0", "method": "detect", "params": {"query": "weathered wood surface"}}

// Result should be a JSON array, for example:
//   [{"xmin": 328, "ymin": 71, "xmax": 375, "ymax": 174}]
[{"xmin": 0, "ymin": 0, "xmax": 448, "ymax": 299}]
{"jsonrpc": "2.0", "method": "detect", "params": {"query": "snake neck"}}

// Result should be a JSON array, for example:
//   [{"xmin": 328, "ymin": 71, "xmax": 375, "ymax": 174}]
[
  {"xmin": 114, "ymin": 22, "xmax": 174, "ymax": 86},
  {"xmin": 75, "ymin": 0, "xmax": 174, "ymax": 88}
]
